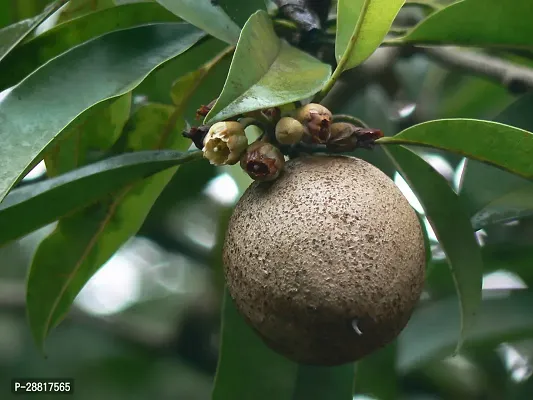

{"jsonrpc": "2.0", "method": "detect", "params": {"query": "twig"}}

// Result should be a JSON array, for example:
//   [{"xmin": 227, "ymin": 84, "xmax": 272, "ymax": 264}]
[{"xmin": 420, "ymin": 46, "xmax": 533, "ymax": 94}]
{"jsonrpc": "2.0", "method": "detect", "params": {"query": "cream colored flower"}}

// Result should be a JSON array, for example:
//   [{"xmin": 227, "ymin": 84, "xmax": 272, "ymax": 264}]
[{"xmin": 202, "ymin": 121, "xmax": 248, "ymax": 166}]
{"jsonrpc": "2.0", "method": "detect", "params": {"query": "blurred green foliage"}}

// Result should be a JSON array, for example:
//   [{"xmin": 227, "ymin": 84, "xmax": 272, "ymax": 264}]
[{"xmin": 1, "ymin": 0, "xmax": 533, "ymax": 399}]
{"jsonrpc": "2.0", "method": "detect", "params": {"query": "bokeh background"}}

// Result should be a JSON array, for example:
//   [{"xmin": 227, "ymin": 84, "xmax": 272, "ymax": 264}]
[{"xmin": 1, "ymin": 0, "xmax": 533, "ymax": 399}]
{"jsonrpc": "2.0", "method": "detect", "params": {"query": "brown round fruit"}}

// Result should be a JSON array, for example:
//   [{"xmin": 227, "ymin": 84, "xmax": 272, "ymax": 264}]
[{"xmin": 223, "ymin": 155, "xmax": 426, "ymax": 365}]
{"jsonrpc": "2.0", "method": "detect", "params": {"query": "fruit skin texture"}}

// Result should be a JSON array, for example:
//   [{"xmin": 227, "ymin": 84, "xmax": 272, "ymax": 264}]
[{"xmin": 223, "ymin": 155, "xmax": 426, "ymax": 365}]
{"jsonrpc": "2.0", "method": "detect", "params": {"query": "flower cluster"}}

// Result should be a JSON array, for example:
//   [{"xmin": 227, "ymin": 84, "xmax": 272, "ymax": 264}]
[{"xmin": 182, "ymin": 101, "xmax": 382, "ymax": 182}]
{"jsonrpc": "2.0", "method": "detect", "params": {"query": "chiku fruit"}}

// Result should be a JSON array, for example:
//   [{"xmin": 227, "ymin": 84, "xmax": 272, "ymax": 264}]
[{"xmin": 223, "ymin": 155, "xmax": 426, "ymax": 365}]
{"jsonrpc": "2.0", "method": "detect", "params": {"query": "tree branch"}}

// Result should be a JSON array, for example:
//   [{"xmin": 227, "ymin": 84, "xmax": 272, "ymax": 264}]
[{"xmin": 420, "ymin": 46, "xmax": 533, "ymax": 95}]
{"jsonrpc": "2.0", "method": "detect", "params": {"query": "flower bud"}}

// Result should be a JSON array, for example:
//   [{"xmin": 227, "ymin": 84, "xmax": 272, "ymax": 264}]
[
  {"xmin": 263, "ymin": 107, "xmax": 281, "ymax": 121},
  {"xmin": 196, "ymin": 98, "xmax": 217, "ymax": 120},
  {"xmin": 240, "ymin": 141, "xmax": 285, "ymax": 181},
  {"xmin": 326, "ymin": 122, "xmax": 360, "ymax": 152},
  {"xmin": 326, "ymin": 122, "xmax": 384, "ymax": 152},
  {"xmin": 275, "ymin": 117, "xmax": 305, "ymax": 145},
  {"xmin": 183, "ymin": 124, "xmax": 210, "ymax": 150},
  {"xmin": 202, "ymin": 121, "xmax": 248, "ymax": 166},
  {"xmin": 295, "ymin": 103, "xmax": 332, "ymax": 144}
]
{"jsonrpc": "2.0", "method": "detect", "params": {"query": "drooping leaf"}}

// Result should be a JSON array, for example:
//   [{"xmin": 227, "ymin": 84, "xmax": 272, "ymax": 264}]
[
  {"xmin": 292, "ymin": 364, "xmax": 355, "ymax": 400},
  {"xmin": 378, "ymin": 119, "xmax": 533, "ymax": 179},
  {"xmin": 205, "ymin": 10, "xmax": 331, "ymax": 123},
  {"xmin": 336, "ymin": 0, "xmax": 406, "ymax": 70},
  {"xmin": 218, "ymin": 0, "xmax": 266, "ymax": 27},
  {"xmin": 394, "ymin": 0, "xmax": 533, "ymax": 49},
  {"xmin": 213, "ymin": 289, "xmax": 298, "ymax": 400},
  {"xmin": 45, "ymin": 94, "xmax": 132, "ymax": 177},
  {"xmin": 214, "ymin": 289, "xmax": 355, "ymax": 399},
  {"xmin": 459, "ymin": 93, "xmax": 533, "ymax": 226},
  {"xmin": 27, "ymin": 69, "xmax": 206, "ymax": 350},
  {"xmin": 0, "ymin": 150, "xmax": 202, "ymax": 247},
  {"xmin": 383, "ymin": 145, "xmax": 483, "ymax": 352},
  {"xmin": 156, "ymin": 0, "xmax": 241, "ymax": 44},
  {"xmin": 471, "ymin": 186, "xmax": 533, "ymax": 229},
  {"xmin": 427, "ymin": 243, "xmax": 533, "ymax": 300},
  {"xmin": 0, "ymin": 23, "xmax": 204, "ymax": 203},
  {"xmin": 56, "ymin": 0, "xmax": 114, "ymax": 23},
  {"xmin": 0, "ymin": 0, "xmax": 66, "ymax": 63},
  {"xmin": 354, "ymin": 344, "xmax": 397, "ymax": 400},
  {"xmin": 398, "ymin": 290, "xmax": 533, "ymax": 372},
  {"xmin": 0, "ymin": 2, "xmax": 180, "ymax": 92}
]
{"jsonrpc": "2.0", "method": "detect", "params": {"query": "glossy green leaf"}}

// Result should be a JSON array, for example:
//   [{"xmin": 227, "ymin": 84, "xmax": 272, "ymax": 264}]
[
  {"xmin": 336, "ymin": 0, "xmax": 405, "ymax": 70},
  {"xmin": 205, "ymin": 11, "xmax": 331, "ymax": 123},
  {"xmin": 45, "ymin": 94, "xmax": 132, "ymax": 177},
  {"xmin": 395, "ymin": 0, "xmax": 533, "ymax": 49},
  {"xmin": 27, "ymin": 73, "xmax": 202, "ymax": 349},
  {"xmin": 460, "ymin": 93, "xmax": 533, "ymax": 226},
  {"xmin": 471, "ymin": 185, "xmax": 533, "ymax": 229},
  {"xmin": 136, "ymin": 37, "xmax": 229, "ymax": 109},
  {"xmin": 0, "ymin": 23, "xmax": 204, "ymax": 203},
  {"xmin": 156, "ymin": 0, "xmax": 241, "ymax": 44},
  {"xmin": 56, "ymin": 0, "xmax": 114, "ymax": 23},
  {"xmin": 0, "ymin": 150, "xmax": 202, "ymax": 246},
  {"xmin": 383, "ymin": 145, "xmax": 482, "ymax": 352},
  {"xmin": 378, "ymin": 119, "xmax": 533, "ymax": 179},
  {"xmin": 399, "ymin": 290, "xmax": 533, "ymax": 372},
  {"xmin": 0, "ymin": 0, "xmax": 66, "ymax": 63},
  {"xmin": 218, "ymin": 0, "xmax": 266, "ymax": 27},
  {"xmin": 0, "ymin": 2, "xmax": 180, "ymax": 92}
]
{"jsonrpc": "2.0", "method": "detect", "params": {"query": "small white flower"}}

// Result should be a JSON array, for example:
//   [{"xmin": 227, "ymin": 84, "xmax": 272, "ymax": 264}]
[{"xmin": 202, "ymin": 121, "xmax": 248, "ymax": 166}]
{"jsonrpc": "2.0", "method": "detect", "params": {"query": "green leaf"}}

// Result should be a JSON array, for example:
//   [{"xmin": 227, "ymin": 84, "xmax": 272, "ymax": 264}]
[
  {"xmin": 171, "ymin": 69, "xmax": 207, "ymax": 107},
  {"xmin": 0, "ymin": 0, "xmax": 66, "ymax": 63},
  {"xmin": 0, "ymin": 150, "xmax": 202, "ymax": 246},
  {"xmin": 0, "ymin": 2, "xmax": 180, "ymax": 92},
  {"xmin": 336, "ymin": 0, "xmax": 406, "ymax": 70},
  {"xmin": 471, "ymin": 186, "xmax": 533, "ymax": 229},
  {"xmin": 205, "ymin": 11, "xmax": 331, "ymax": 123},
  {"xmin": 383, "ymin": 145, "xmax": 483, "ymax": 352},
  {"xmin": 156, "ymin": 0, "xmax": 241, "ymax": 44},
  {"xmin": 427, "ymin": 243, "xmax": 533, "ymax": 299},
  {"xmin": 218, "ymin": 0, "xmax": 266, "ymax": 27},
  {"xmin": 0, "ymin": 23, "xmax": 204, "ymax": 203},
  {"xmin": 354, "ymin": 344, "xmax": 397, "ymax": 400},
  {"xmin": 27, "ymin": 68, "xmax": 204, "ymax": 349},
  {"xmin": 395, "ymin": 0, "xmax": 533, "ymax": 49},
  {"xmin": 27, "ymin": 105, "xmax": 192, "ymax": 350},
  {"xmin": 398, "ymin": 290, "xmax": 533, "ymax": 372},
  {"xmin": 214, "ymin": 289, "xmax": 355, "ymax": 400},
  {"xmin": 56, "ymin": 0, "xmax": 114, "ymax": 23},
  {"xmin": 45, "ymin": 94, "xmax": 132, "ymax": 177},
  {"xmin": 214, "ymin": 289, "xmax": 298, "ymax": 400},
  {"xmin": 292, "ymin": 364, "xmax": 355, "ymax": 400},
  {"xmin": 378, "ymin": 119, "xmax": 533, "ymax": 179},
  {"xmin": 460, "ymin": 93, "xmax": 533, "ymax": 226}
]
